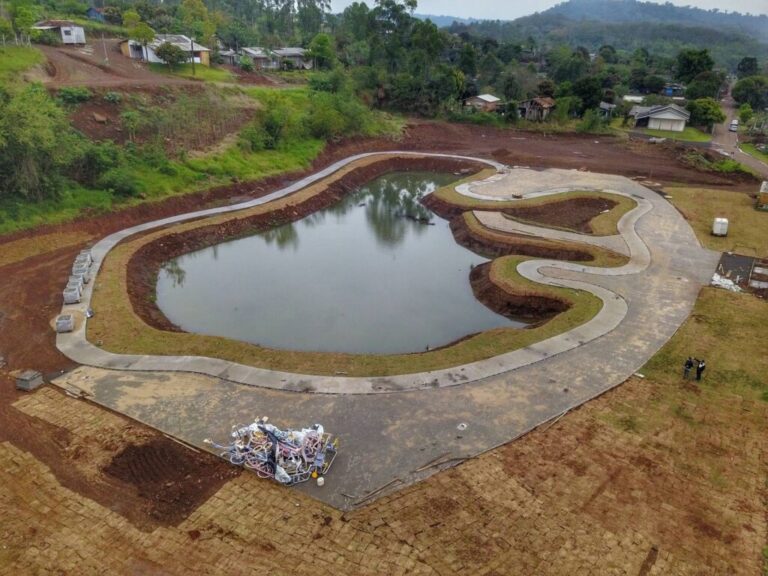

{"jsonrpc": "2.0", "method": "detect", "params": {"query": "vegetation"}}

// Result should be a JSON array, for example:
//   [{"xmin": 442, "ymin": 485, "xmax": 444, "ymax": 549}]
[
  {"xmin": 636, "ymin": 126, "xmax": 711, "ymax": 143},
  {"xmin": 742, "ymin": 143, "xmax": 768, "ymax": 165},
  {"xmin": 0, "ymin": 46, "xmax": 43, "ymax": 83},
  {"xmin": 666, "ymin": 187, "xmax": 768, "ymax": 257}
]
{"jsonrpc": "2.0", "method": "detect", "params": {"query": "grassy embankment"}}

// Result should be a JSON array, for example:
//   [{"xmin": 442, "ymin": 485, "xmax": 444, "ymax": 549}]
[
  {"xmin": 88, "ymin": 163, "xmax": 604, "ymax": 376},
  {"xmin": 741, "ymin": 143, "xmax": 768, "ymax": 165},
  {"xmin": 610, "ymin": 119, "xmax": 712, "ymax": 142},
  {"xmin": 149, "ymin": 63, "xmax": 235, "ymax": 82},
  {"xmin": 0, "ymin": 46, "xmax": 43, "ymax": 83},
  {"xmin": 666, "ymin": 186, "xmax": 768, "ymax": 257},
  {"xmin": 0, "ymin": 83, "xmax": 402, "ymax": 235}
]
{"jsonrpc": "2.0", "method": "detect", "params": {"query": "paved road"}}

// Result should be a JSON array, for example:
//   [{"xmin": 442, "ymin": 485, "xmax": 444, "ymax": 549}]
[
  {"xmin": 54, "ymin": 157, "xmax": 720, "ymax": 510},
  {"xmin": 711, "ymin": 94, "xmax": 768, "ymax": 180}
]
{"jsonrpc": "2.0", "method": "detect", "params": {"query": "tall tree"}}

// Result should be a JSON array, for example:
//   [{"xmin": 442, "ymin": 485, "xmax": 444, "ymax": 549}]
[
  {"xmin": 131, "ymin": 22, "xmax": 155, "ymax": 61},
  {"xmin": 736, "ymin": 57, "xmax": 758, "ymax": 79},
  {"xmin": 675, "ymin": 49, "xmax": 714, "ymax": 84}
]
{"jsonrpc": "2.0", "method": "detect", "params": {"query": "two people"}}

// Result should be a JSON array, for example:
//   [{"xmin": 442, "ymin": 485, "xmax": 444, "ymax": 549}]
[{"xmin": 683, "ymin": 357, "xmax": 706, "ymax": 381}]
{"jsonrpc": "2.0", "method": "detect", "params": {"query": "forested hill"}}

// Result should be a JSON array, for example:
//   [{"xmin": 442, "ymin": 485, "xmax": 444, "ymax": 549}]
[
  {"xmin": 448, "ymin": 2, "xmax": 768, "ymax": 71},
  {"xmin": 544, "ymin": 0, "xmax": 768, "ymax": 43}
]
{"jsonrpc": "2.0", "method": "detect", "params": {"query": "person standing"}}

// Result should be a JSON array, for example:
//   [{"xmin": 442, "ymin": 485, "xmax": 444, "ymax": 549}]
[
  {"xmin": 683, "ymin": 357, "xmax": 694, "ymax": 379},
  {"xmin": 696, "ymin": 359, "xmax": 706, "ymax": 381}
]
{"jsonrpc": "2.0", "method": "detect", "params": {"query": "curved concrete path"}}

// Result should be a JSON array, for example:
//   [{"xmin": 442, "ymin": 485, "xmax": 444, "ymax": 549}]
[
  {"xmin": 53, "ymin": 157, "xmax": 720, "ymax": 509},
  {"xmin": 59, "ymin": 155, "xmax": 669, "ymax": 395}
]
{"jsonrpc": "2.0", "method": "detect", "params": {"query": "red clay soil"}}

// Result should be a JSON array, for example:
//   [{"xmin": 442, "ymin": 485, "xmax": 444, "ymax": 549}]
[
  {"xmin": 103, "ymin": 436, "xmax": 240, "ymax": 525},
  {"xmin": 469, "ymin": 263, "xmax": 569, "ymax": 323},
  {"xmin": 39, "ymin": 40, "xmax": 197, "ymax": 88},
  {"xmin": 126, "ymin": 157, "xmax": 487, "ymax": 333},
  {"xmin": 0, "ymin": 377, "xmax": 236, "ymax": 530},
  {"xmin": 502, "ymin": 197, "xmax": 619, "ymax": 234},
  {"xmin": 449, "ymin": 214, "xmax": 595, "ymax": 261}
]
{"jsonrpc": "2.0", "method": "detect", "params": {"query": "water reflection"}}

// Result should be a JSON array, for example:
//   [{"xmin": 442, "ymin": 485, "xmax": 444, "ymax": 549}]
[{"xmin": 156, "ymin": 172, "xmax": 522, "ymax": 355}]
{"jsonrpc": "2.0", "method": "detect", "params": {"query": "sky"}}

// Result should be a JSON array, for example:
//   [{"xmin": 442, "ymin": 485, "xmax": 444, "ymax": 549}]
[{"xmin": 329, "ymin": 0, "xmax": 768, "ymax": 19}]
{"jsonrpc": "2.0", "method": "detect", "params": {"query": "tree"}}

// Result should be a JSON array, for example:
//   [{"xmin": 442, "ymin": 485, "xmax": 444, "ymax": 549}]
[
  {"xmin": 13, "ymin": 6, "xmax": 38, "ymax": 43},
  {"xmin": 643, "ymin": 75, "xmax": 665, "ymax": 94},
  {"xmin": 675, "ymin": 49, "xmax": 714, "ymax": 84},
  {"xmin": 122, "ymin": 10, "xmax": 141, "ymax": 30},
  {"xmin": 598, "ymin": 45, "xmax": 618, "ymax": 64},
  {"xmin": 0, "ymin": 17, "xmax": 12, "ymax": 44},
  {"xmin": 685, "ymin": 70, "xmax": 725, "ymax": 100},
  {"xmin": 155, "ymin": 42, "xmax": 188, "ymax": 71},
  {"xmin": 537, "ymin": 79, "xmax": 556, "ymax": 97},
  {"xmin": 686, "ymin": 97, "xmax": 726, "ymax": 131},
  {"xmin": 0, "ymin": 85, "xmax": 71, "ymax": 200},
  {"xmin": 131, "ymin": 23, "xmax": 155, "ymax": 62},
  {"xmin": 308, "ymin": 32, "xmax": 336, "ymax": 70},
  {"xmin": 572, "ymin": 76, "xmax": 603, "ymax": 113},
  {"xmin": 738, "ymin": 103, "xmax": 754, "ymax": 124},
  {"xmin": 736, "ymin": 57, "xmax": 758, "ymax": 79},
  {"xmin": 732, "ymin": 76, "xmax": 768, "ymax": 110}
]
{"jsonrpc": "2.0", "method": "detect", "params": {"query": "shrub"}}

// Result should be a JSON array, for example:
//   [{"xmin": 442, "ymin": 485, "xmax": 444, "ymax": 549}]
[
  {"xmin": 69, "ymin": 141, "xmax": 120, "ymax": 186},
  {"xmin": 36, "ymin": 31, "xmax": 61, "ymax": 46},
  {"xmin": 239, "ymin": 56, "xmax": 254, "ymax": 73},
  {"xmin": 576, "ymin": 109, "xmax": 604, "ymax": 133},
  {"xmin": 239, "ymin": 123, "xmax": 267, "ymax": 152},
  {"xmin": 57, "ymin": 87, "xmax": 93, "ymax": 104},
  {"xmin": 98, "ymin": 168, "xmax": 140, "ymax": 197},
  {"xmin": 103, "ymin": 91, "xmax": 122, "ymax": 104}
]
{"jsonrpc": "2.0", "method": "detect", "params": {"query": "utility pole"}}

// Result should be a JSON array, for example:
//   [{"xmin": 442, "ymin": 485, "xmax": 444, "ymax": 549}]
[
  {"xmin": 190, "ymin": 35, "xmax": 196, "ymax": 76},
  {"xmin": 101, "ymin": 31, "xmax": 109, "ymax": 65}
]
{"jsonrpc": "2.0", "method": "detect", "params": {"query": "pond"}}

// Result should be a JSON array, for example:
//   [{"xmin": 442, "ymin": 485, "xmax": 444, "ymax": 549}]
[{"xmin": 156, "ymin": 171, "xmax": 523, "ymax": 355}]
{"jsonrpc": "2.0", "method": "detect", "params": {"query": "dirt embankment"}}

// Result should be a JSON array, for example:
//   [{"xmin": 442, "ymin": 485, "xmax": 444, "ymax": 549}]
[
  {"xmin": 450, "ymin": 215, "xmax": 595, "ymax": 261},
  {"xmin": 470, "ymin": 263, "xmax": 569, "ymax": 323},
  {"xmin": 127, "ymin": 156, "xmax": 488, "ymax": 332},
  {"xmin": 503, "ymin": 197, "xmax": 618, "ymax": 234}
]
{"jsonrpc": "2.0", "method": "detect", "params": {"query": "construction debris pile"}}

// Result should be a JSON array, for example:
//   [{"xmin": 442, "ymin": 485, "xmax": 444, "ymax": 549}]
[
  {"xmin": 205, "ymin": 418, "xmax": 338, "ymax": 485},
  {"xmin": 711, "ymin": 273, "xmax": 742, "ymax": 293}
]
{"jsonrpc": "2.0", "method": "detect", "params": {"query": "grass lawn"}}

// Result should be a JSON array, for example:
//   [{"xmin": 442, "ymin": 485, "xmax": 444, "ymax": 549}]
[
  {"xmin": 665, "ymin": 186, "xmax": 768, "ymax": 257},
  {"xmin": 149, "ymin": 63, "xmax": 234, "ymax": 82},
  {"xmin": 741, "ymin": 143, "xmax": 768, "ymax": 165},
  {"xmin": 88, "ymin": 155, "xmax": 603, "ymax": 377},
  {"xmin": 640, "ymin": 126, "xmax": 712, "ymax": 142},
  {"xmin": 0, "ymin": 46, "xmax": 43, "ymax": 84}
]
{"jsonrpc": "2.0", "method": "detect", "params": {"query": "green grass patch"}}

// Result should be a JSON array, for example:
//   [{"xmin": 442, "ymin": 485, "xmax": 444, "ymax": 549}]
[
  {"xmin": 88, "ymin": 156, "xmax": 603, "ymax": 377},
  {"xmin": 0, "ymin": 46, "xmax": 43, "ymax": 85},
  {"xmin": 666, "ymin": 186, "xmax": 768, "ymax": 257},
  {"xmin": 641, "ymin": 126, "xmax": 711, "ymax": 142},
  {"xmin": 149, "ymin": 63, "xmax": 234, "ymax": 82},
  {"xmin": 741, "ymin": 143, "xmax": 768, "ymax": 164}
]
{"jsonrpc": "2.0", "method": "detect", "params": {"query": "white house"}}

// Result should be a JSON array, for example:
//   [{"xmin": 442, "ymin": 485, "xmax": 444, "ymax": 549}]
[
  {"xmin": 272, "ymin": 47, "xmax": 312, "ymax": 70},
  {"xmin": 123, "ymin": 34, "xmax": 210, "ymax": 66},
  {"xmin": 241, "ymin": 47, "xmax": 279, "ymax": 70},
  {"xmin": 629, "ymin": 104, "xmax": 690, "ymax": 132},
  {"xmin": 241, "ymin": 47, "xmax": 313, "ymax": 70},
  {"xmin": 32, "ymin": 20, "xmax": 85, "ymax": 45}
]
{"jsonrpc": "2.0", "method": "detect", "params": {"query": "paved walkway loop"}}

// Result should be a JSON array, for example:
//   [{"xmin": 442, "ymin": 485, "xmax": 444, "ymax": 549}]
[{"xmin": 54, "ymin": 153, "xmax": 720, "ymax": 509}]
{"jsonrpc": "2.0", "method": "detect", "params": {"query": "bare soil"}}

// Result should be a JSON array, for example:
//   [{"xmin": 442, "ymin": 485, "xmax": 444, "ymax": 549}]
[
  {"xmin": 503, "ymin": 196, "xmax": 618, "ymax": 234},
  {"xmin": 103, "ymin": 437, "xmax": 240, "ymax": 525},
  {"xmin": 39, "ymin": 40, "xmax": 196, "ymax": 88},
  {"xmin": 470, "ymin": 263, "xmax": 569, "ymax": 322}
]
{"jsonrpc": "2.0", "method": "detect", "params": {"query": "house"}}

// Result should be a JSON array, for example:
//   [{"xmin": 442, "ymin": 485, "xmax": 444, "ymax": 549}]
[
  {"xmin": 629, "ymin": 104, "xmax": 690, "ymax": 132},
  {"xmin": 32, "ymin": 20, "xmax": 85, "ymax": 45},
  {"xmin": 241, "ymin": 47, "xmax": 279, "ymax": 70},
  {"xmin": 518, "ymin": 97, "xmax": 556, "ymax": 121},
  {"xmin": 599, "ymin": 101, "xmax": 617, "ymax": 119},
  {"xmin": 464, "ymin": 94, "xmax": 502, "ymax": 113},
  {"xmin": 273, "ymin": 47, "xmax": 312, "ymax": 70},
  {"xmin": 663, "ymin": 83, "xmax": 685, "ymax": 98},
  {"xmin": 85, "ymin": 7, "xmax": 105, "ymax": 23},
  {"xmin": 122, "ymin": 34, "xmax": 210, "ymax": 66},
  {"xmin": 219, "ymin": 49, "xmax": 239, "ymax": 67}
]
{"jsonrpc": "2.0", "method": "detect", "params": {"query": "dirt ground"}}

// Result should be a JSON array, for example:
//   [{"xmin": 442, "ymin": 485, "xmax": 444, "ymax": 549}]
[
  {"xmin": 35, "ymin": 40, "xmax": 196, "ymax": 88},
  {"xmin": 0, "ymin": 123, "xmax": 765, "ymax": 574},
  {"xmin": 502, "ymin": 196, "xmax": 618, "ymax": 234}
]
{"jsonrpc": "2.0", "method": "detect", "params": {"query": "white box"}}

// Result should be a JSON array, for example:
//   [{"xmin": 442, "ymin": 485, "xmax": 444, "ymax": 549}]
[{"xmin": 712, "ymin": 217, "xmax": 729, "ymax": 237}]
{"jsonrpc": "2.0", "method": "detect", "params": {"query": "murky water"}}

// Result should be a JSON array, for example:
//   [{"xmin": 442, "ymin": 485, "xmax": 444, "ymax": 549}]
[{"xmin": 156, "ymin": 172, "xmax": 522, "ymax": 354}]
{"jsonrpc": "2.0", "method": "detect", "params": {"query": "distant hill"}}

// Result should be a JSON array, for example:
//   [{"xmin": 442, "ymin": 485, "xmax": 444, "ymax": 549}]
[
  {"xmin": 544, "ymin": 0, "xmax": 768, "ymax": 43},
  {"xmin": 447, "ymin": 0, "xmax": 768, "ymax": 71},
  {"xmin": 414, "ymin": 14, "xmax": 476, "ymax": 27}
]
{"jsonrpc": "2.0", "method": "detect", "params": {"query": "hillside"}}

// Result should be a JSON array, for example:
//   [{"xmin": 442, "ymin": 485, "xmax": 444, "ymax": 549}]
[
  {"xmin": 546, "ymin": 0, "xmax": 768, "ymax": 42},
  {"xmin": 448, "ymin": 2, "xmax": 768, "ymax": 71}
]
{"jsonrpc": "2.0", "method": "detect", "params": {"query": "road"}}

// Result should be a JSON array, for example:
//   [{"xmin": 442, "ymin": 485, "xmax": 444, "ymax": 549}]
[{"xmin": 711, "ymin": 94, "xmax": 768, "ymax": 180}]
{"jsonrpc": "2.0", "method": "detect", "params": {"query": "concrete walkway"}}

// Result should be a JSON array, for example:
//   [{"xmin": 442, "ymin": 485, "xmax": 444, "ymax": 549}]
[{"xmin": 53, "ymin": 157, "xmax": 720, "ymax": 509}]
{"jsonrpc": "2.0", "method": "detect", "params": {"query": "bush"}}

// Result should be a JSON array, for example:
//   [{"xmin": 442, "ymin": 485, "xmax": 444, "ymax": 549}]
[
  {"xmin": 69, "ymin": 141, "xmax": 120, "ymax": 186},
  {"xmin": 36, "ymin": 31, "xmax": 61, "ymax": 46},
  {"xmin": 57, "ymin": 87, "xmax": 93, "ymax": 104},
  {"xmin": 103, "ymin": 91, "xmax": 122, "ymax": 104},
  {"xmin": 576, "ymin": 109, "xmax": 604, "ymax": 133},
  {"xmin": 98, "ymin": 168, "xmax": 140, "ymax": 197},
  {"xmin": 239, "ymin": 123, "xmax": 268, "ymax": 152},
  {"xmin": 239, "ymin": 56, "xmax": 254, "ymax": 73}
]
